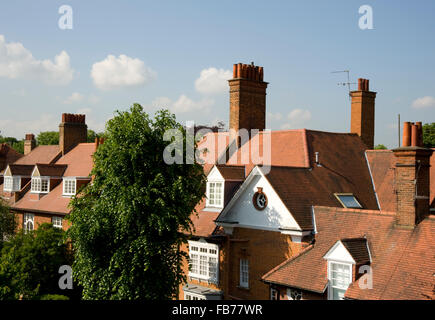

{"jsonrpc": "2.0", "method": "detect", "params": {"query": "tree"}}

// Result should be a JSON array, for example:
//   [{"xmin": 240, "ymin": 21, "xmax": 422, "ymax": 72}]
[
  {"xmin": 67, "ymin": 104, "xmax": 206, "ymax": 300},
  {"xmin": 0, "ymin": 136, "xmax": 24, "ymax": 154},
  {"xmin": 0, "ymin": 199, "xmax": 16, "ymax": 251},
  {"xmin": 423, "ymin": 122, "xmax": 435, "ymax": 148},
  {"xmin": 374, "ymin": 144, "xmax": 387, "ymax": 150},
  {"xmin": 0, "ymin": 224, "xmax": 72, "ymax": 300},
  {"xmin": 36, "ymin": 131, "xmax": 59, "ymax": 145}
]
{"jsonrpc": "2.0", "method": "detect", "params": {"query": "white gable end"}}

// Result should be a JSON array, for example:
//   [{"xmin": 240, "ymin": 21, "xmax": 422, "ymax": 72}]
[
  {"xmin": 219, "ymin": 170, "xmax": 301, "ymax": 232},
  {"xmin": 207, "ymin": 166, "xmax": 224, "ymax": 182},
  {"xmin": 323, "ymin": 241, "xmax": 356, "ymax": 264}
]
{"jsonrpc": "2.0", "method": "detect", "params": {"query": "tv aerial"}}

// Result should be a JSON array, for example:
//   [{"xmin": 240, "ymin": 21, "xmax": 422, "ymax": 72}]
[{"xmin": 331, "ymin": 70, "xmax": 356, "ymax": 99}]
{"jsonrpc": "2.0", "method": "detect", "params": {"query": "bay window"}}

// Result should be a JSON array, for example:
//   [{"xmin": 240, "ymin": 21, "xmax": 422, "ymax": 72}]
[{"xmin": 188, "ymin": 241, "xmax": 219, "ymax": 284}]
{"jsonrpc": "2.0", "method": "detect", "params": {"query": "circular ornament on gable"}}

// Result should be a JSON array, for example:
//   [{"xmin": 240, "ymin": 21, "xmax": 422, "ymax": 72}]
[{"xmin": 253, "ymin": 188, "xmax": 268, "ymax": 211}]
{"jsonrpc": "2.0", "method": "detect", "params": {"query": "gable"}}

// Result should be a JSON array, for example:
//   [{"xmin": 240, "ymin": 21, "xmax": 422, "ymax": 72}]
[
  {"xmin": 323, "ymin": 240, "xmax": 355, "ymax": 264},
  {"xmin": 207, "ymin": 165, "xmax": 224, "ymax": 182},
  {"xmin": 4, "ymin": 166, "xmax": 11, "ymax": 177},
  {"xmin": 31, "ymin": 166, "xmax": 40, "ymax": 177},
  {"xmin": 217, "ymin": 168, "xmax": 302, "ymax": 232}
]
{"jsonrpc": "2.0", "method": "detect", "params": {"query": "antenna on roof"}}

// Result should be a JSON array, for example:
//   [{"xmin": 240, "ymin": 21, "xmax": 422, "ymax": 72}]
[{"xmin": 331, "ymin": 70, "xmax": 356, "ymax": 100}]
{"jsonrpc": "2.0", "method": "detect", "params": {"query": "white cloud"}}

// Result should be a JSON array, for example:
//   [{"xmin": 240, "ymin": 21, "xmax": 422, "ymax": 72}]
[
  {"xmin": 63, "ymin": 92, "xmax": 84, "ymax": 104},
  {"xmin": 0, "ymin": 114, "xmax": 58, "ymax": 138},
  {"xmin": 268, "ymin": 108, "xmax": 311, "ymax": 130},
  {"xmin": 0, "ymin": 35, "xmax": 74, "ymax": 85},
  {"xmin": 412, "ymin": 96, "xmax": 435, "ymax": 109},
  {"xmin": 195, "ymin": 67, "xmax": 232, "ymax": 95},
  {"xmin": 151, "ymin": 95, "xmax": 214, "ymax": 114},
  {"xmin": 91, "ymin": 54, "xmax": 156, "ymax": 90}
]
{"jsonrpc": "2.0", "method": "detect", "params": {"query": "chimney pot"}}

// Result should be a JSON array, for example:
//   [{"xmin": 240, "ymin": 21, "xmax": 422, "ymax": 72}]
[
  {"xmin": 411, "ymin": 124, "xmax": 418, "ymax": 147},
  {"xmin": 402, "ymin": 122, "xmax": 411, "ymax": 147}
]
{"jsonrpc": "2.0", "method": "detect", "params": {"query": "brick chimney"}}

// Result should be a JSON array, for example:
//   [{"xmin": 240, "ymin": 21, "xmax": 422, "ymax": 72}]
[
  {"xmin": 393, "ymin": 122, "xmax": 433, "ymax": 228},
  {"xmin": 350, "ymin": 78, "xmax": 377, "ymax": 149},
  {"xmin": 59, "ymin": 113, "xmax": 87, "ymax": 155},
  {"xmin": 228, "ymin": 62, "xmax": 268, "ymax": 144},
  {"xmin": 24, "ymin": 134, "xmax": 36, "ymax": 155}
]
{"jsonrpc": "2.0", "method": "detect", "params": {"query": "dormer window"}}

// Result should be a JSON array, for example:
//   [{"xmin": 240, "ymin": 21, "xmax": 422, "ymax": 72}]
[
  {"xmin": 328, "ymin": 261, "xmax": 352, "ymax": 300},
  {"xmin": 334, "ymin": 193, "xmax": 362, "ymax": 209},
  {"xmin": 31, "ymin": 177, "xmax": 49, "ymax": 193},
  {"xmin": 3, "ymin": 176, "xmax": 21, "ymax": 192},
  {"xmin": 63, "ymin": 178, "xmax": 76, "ymax": 196},
  {"xmin": 207, "ymin": 181, "xmax": 223, "ymax": 208}
]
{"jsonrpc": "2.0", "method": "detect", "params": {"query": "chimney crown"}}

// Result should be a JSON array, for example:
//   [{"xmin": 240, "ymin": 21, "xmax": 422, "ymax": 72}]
[
  {"xmin": 25, "ymin": 134, "xmax": 35, "ymax": 141},
  {"xmin": 62, "ymin": 113, "xmax": 86, "ymax": 124},
  {"xmin": 233, "ymin": 62, "xmax": 264, "ymax": 82},
  {"xmin": 402, "ymin": 121, "xmax": 424, "ymax": 147}
]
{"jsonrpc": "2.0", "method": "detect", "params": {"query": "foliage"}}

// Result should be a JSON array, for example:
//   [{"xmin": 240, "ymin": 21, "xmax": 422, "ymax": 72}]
[
  {"xmin": 67, "ymin": 104, "xmax": 206, "ymax": 300},
  {"xmin": 36, "ymin": 131, "xmax": 59, "ymax": 145},
  {"xmin": 0, "ymin": 136, "xmax": 24, "ymax": 154},
  {"xmin": 423, "ymin": 122, "xmax": 435, "ymax": 148},
  {"xmin": 374, "ymin": 144, "xmax": 387, "ymax": 150},
  {"xmin": 39, "ymin": 294, "xmax": 70, "ymax": 300},
  {"xmin": 0, "ymin": 199, "xmax": 16, "ymax": 251},
  {"xmin": 0, "ymin": 224, "xmax": 71, "ymax": 300}
]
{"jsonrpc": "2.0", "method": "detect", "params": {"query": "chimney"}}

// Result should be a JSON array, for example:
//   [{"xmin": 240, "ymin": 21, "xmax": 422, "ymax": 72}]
[
  {"xmin": 393, "ymin": 122, "xmax": 433, "ymax": 228},
  {"xmin": 24, "ymin": 134, "xmax": 36, "ymax": 155},
  {"xmin": 228, "ymin": 62, "xmax": 268, "ymax": 144},
  {"xmin": 350, "ymin": 78, "xmax": 377, "ymax": 149},
  {"xmin": 59, "ymin": 113, "xmax": 87, "ymax": 155}
]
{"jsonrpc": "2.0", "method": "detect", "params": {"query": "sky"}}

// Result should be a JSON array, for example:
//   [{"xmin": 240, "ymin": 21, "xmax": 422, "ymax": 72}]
[{"xmin": 0, "ymin": 0, "xmax": 434, "ymax": 148}]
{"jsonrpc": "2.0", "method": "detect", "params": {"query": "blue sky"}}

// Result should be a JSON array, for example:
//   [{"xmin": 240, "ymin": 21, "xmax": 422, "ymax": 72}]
[{"xmin": 0, "ymin": 0, "xmax": 434, "ymax": 148}]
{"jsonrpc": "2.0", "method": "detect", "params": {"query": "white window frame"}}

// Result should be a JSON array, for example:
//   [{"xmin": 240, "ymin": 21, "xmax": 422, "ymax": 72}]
[
  {"xmin": 270, "ymin": 287, "xmax": 279, "ymax": 300},
  {"xmin": 31, "ymin": 177, "xmax": 50, "ymax": 193},
  {"xmin": 3, "ymin": 176, "xmax": 21, "ymax": 192},
  {"xmin": 206, "ymin": 181, "xmax": 224, "ymax": 208},
  {"xmin": 184, "ymin": 292, "xmax": 206, "ymax": 300},
  {"xmin": 239, "ymin": 259, "xmax": 249, "ymax": 288},
  {"xmin": 188, "ymin": 240, "xmax": 219, "ymax": 284},
  {"xmin": 327, "ymin": 261, "xmax": 353, "ymax": 300},
  {"xmin": 63, "ymin": 178, "xmax": 77, "ymax": 196},
  {"xmin": 24, "ymin": 213, "xmax": 34, "ymax": 233},
  {"xmin": 52, "ymin": 216, "xmax": 63, "ymax": 229}
]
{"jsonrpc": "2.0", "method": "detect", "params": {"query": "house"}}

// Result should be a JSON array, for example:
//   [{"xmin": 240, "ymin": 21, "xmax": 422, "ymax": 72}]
[
  {"xmin": 0, "ymin": 113, "xmax": 98, "ymax": 231},
  {"xmin": 179, "ymin": 63, "xmax": 435, "ymax": 300},
  {"xmin": 262, "ymin": 125, "xmax": 434, "ymax": 299}
]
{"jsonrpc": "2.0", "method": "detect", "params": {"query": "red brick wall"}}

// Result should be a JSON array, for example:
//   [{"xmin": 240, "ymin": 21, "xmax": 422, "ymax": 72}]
[
  {"xmin": 350, "ymin": 91, "xmax": 376, "ymax": 150},
  {"xmin": 224, "ymin": 228, "xmax": 305, "ymax": 300}
]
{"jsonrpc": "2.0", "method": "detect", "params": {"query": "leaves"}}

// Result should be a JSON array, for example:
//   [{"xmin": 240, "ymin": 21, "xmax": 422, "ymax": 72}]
[{"xmin": 67, "ymin": 104, "xmax": 206, "ymax": 300}]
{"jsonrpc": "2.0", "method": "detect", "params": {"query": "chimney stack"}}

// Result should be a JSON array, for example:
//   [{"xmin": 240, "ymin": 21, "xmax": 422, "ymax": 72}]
[
  {"xmin": 59, "ymin": 113, "xmax": 87, "ymax": 155},
  {"xmin": 24, "ymin": 133, "xmax": 36, "ymax": 155},
  {"xmin": 228, "ymin": 62, "xmax": 268, "ymax": 145},
  {"xmin": 350, "ymin": 78, "xmax": 377, "ymax": 149},
  {"xmin": 393, "ymin": 122, "xmax": 433, "ymax": 227}
]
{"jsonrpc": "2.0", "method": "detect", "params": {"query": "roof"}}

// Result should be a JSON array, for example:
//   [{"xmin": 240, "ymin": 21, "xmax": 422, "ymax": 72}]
[
  {"xmin": 191, "ymin": 129, "xmax": 379, "ymax": 236},
  {"xmin": 35, "ymin": 163, "xmax": 67, "ymax": 177},
  {"xmin": 341, "ymin": 238, "xmax": 371, "ymax": 265},
  {"xmin": 215, "ymin": 165, "xmax": 245, "ymax": 180},
  {"xmin": 11, "ymin": 143, "xmax": 95, "ymax": 215},
  {"xmin": 14, "ymin": 145, "xmax": 60, "ymax": 165},
  {"xmin": 0, "ymin": 143, "xmax": 23, "ymax": 171},
  {"xmin": 262, "ymin": 206, "xmax": 435, "ymax": 300},
  {"xmin": 5, "ymin": 164, "xmax": 34, "ymax": 176},
  {"xmin": 55, "ymin": 143, "xmax": 95, "ymax": 177}
]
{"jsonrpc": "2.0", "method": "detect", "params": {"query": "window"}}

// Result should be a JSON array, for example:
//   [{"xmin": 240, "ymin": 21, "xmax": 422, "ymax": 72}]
[
  {"xmin": 334, "ymin": 193, "xmax": 362, "ymax": 209},
  {"xmin": 239, "ymin": 259, "xmax": 249, "ymax": 288},
  {"xmin": 63, "ymin": 178, "xmax": 76, "ymax": 196},
  {"xmin": 24, "ymin": 213, "xmax": 34, "ymax": 233},
  {"xmin": 270, "ymin": 288, "xmax": 279, "ymax": 300},
  {"xmin": 188, "ymin": 241, "xmax": 219, "ymax": 283},
  {"xmin": 184, "ymin": 293, "xmax": 206, "ymax": 300},
  {"xmin": 3, "ymin": 176, "xmax": 20, "ymax": 192},
  {"xmin": 253, "ymin": 188, "xmax": 268, "ymax": 211},
  {"xmin": 52, "ymin": 216, "xmax": 63, "ymax": 229},
  {"xmin": 31, "ymin": 177, "xmax": 49, "ymax": 193},
  {"xmin": 287, "ymin": 288, "xmax": 302, "ymax": 300},
  {"xmin": 207, "ymin": 182, "xmax": 223, "ymax": 207},
  {"xmin": 328, "ymin": 262, "xmax": 352, "ymax": 300}
]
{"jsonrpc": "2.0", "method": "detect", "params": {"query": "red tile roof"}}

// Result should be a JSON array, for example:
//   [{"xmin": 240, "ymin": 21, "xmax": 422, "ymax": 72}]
[
  {"xmin": 6, "ymin": 164, "xmax": 34, "ymax": 176},
  {"xmin": 341, "ymin": 238, "xmax": 371, "ymax": 264},
  {"xmin": 14, "ymin": 145, "xmax": 60, "ymax": 165},
  {"xmin": 0, "ymin": 143, "xmax": 23, "ymax": 171},
  {"xmin": 56, "ymin": 143, "xmax": 95, "ymax": 177},
  {"xmin": 262, "ymin": 206, "xmax": 435, "ymax": 300},
  {"xmin": 215, "ymin": 165, "xmax": 245, "ymax": 181},
  {"xmin": 35, "ymin": 163, "xmax": 67, "ymax": 177}
]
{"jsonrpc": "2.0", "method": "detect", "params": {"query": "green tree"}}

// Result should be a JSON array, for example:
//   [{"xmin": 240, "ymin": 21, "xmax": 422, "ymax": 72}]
[
  {"xmin": 67, "ymin": 104, "xmax": 206, "ymax": 300},
  {"xmin": 0, "ymin": 200, "xmax": 16, "ymax": 251},
  {"xmin": 374, "ymin": 144, "xmax": 387, "ymax": 150},
  {"xmin": 0, "ymin": 224, "xmax": 72, "ymax": 300},
  {"xmin": 36, "ymin": 131, "xmax": 59, "ymax": 145},
  {"xmin": 423, "ymin": 122, "xmax": 435, "ymax": 148},
  {"xmin": 0, "ymin": 136, "xmax": 24, "ymax": 154}
]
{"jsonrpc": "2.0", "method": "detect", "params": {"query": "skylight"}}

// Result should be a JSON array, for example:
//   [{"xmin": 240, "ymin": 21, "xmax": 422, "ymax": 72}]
[{"xmin": 334, "ymin": 193, "xmax": 362, "ymax": 209}]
